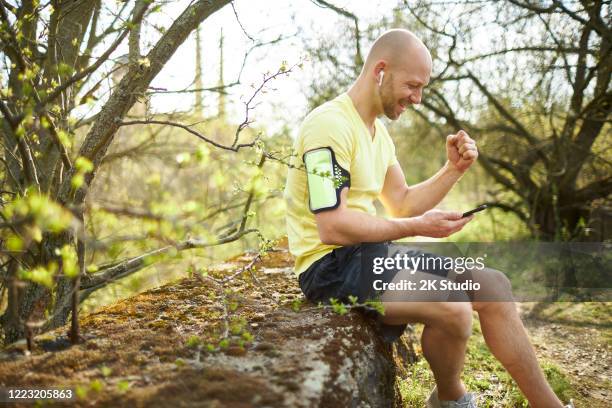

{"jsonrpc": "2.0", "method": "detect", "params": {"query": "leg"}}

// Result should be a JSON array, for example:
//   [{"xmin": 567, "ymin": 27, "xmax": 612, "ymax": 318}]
[
  {"xmin": 383, "ymin": 300, "xmax": 472, "ymax": 401},
  {"xmin": 471, "ymin": 268, "xmax": 563, "ymax": 408}
]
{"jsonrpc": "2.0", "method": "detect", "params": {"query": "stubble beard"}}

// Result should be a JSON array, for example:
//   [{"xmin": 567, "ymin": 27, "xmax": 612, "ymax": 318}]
[{"xmin": 379, "ymin": 79, "xmax": 400, "ymax": 121}]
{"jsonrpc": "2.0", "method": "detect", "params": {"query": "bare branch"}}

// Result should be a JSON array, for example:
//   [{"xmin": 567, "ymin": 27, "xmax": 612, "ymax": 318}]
[
  {"xmin": 75, "ymin": 0, "xmax": 101, "ymax": 72},
  {"xmin": 196, "ymin": 251, "xmax": 261, "ymax": 286},
  {"xmin": 40, "ymin": 112, "xmax": 72, "ymax": 169},
  {"xmin": 478, "ymin": 153, "xmax": 523, "ymax": 197},
  {"xmin": 79, "ymin": 228, "xmax": 259, "ymax": 294},
  {"xmin": 231, "ymin": 2, "xmax": 254, "ymax": 42},
  {"xmin": 464, "ymin": 69, "xmax": 539, "ymax": 147},
  {"xmin": 0, "ymin": 98, "xmax": 17, "ymax": 128},
  {"xmin": 458, "ymin": 46, "xmax": 597, "ymax": 65},
  {"xmin": 129, "ymin": 0, "xmax": 148, "ymax": 64},
  {"xmin": 145, "ymin": 34, "xmax": 292, "ymax": 96},
  {"xmin": 118, "ymin": 119, "xmax": 257, "ymax": 152},
  {"xmin": 0, "ymin": 2, "xmax": 27, "ymax": 71},
  {"xmin": 239, "ymin": 154, "xmax": 265, "ymax": 234},
  {"xmin": 551, "ymin": 0, "xmax": 612, "ymax": 42},
  {"xmin": 313, "ymin": 0, "xmax": 362, "ymax": 67},
  {"xmin": 480, "ymin": 201, "xmax": 529, "ymax": 223},
  {"xmin": 233, "ymin": 62, "xmax": 299, "ymax": 148},
  {"xmin": 571, "ymin": 176, "xmax": 612, "ymax": 204}
]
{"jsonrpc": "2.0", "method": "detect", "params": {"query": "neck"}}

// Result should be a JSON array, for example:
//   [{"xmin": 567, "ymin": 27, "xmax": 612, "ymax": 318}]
[{"xmin": 347, "ymin": 78, "xmax": 380, "ymax": 133}]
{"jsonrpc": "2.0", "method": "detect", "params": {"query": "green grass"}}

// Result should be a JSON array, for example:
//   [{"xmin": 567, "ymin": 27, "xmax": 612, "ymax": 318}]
[
  {"xmin": 535, "ymin": 302, "xmax": 611, "ymax": 325},
  {"xmin": 528, "ymin": 302, "xmax": 612, "ymax": 346},
  {"xmin": 397, "ymin": 357, "xmax": 435, "ymax": 406},
  {"xmin": 398, "ymin": 318, "xmax": 576, "ymax": 407}
]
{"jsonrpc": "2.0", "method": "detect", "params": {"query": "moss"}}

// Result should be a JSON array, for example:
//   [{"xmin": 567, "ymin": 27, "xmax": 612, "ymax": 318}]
[{"xmin": 146, "ymin": 320, "xmax": 168, "ymax": 329}]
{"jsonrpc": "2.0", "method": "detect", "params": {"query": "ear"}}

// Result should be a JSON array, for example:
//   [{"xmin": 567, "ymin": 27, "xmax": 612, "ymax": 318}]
[{"xmin": 373, "ymin": 60, "xmax": 386, "ymax": 77}]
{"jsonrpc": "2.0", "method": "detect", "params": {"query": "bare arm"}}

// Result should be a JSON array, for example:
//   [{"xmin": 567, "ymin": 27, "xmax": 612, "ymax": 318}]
[
  {"xmin": 316, "ymin": 188, "xmax": 472, "ymax": 246},
  {"xmin": 380, "ymin": 161, "xmax": 463, "ymax": 218},
  {"xmin": 380, "ymin": 130, "xmax": 479, "ymax": 217}
]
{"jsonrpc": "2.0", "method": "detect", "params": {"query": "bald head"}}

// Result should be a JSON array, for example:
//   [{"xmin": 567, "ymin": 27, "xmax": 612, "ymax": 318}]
[{"xmin": 364, "ymin": 29, "xmax": 431, "ymax": 71}]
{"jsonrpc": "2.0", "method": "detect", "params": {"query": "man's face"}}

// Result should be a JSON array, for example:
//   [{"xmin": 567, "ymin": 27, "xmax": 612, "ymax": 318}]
[{"xmin": 379, "ymin": 55, "xmax": 431, "ymax": 120}]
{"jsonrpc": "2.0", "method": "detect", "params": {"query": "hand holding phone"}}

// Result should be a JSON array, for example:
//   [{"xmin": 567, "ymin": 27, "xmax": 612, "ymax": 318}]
[{"xmin": 462, "ymin": 204, "xmax": 488, "ymax": 218}]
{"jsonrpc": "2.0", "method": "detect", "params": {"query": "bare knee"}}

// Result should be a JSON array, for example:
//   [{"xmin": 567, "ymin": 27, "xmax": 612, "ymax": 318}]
[
  {"xmin": 472, "ymin": 269, "xmax": 517, "ymax": 313},
  {"xmin": 490, "ymin": 268, "xmax": 512, "ymax": 293},
  {"xmin": 472, "ymin": 268, "xmax": 513, "ymax": 302},
  {"xmin": 429, "ymin": 302, "xmax": 473, "ymax": 340}
]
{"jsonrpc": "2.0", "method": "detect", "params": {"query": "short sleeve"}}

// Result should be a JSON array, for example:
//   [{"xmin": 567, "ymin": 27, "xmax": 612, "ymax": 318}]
[
  {"xmin": 300, "ymin": 112, "xmax": 353, "ymax": 171},
  {"xmin": 388, "ymin": 139, "xmax": 399, "ymax": 168},
  {"xmin": 379, "ymin": 122, "xmax": 399, "ymax": 168}
]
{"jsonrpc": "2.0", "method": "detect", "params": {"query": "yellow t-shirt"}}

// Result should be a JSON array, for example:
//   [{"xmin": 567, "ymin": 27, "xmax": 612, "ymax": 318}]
[{"xmin": 284, "ymin": 93, "xmax": 399, "ymax": 276}]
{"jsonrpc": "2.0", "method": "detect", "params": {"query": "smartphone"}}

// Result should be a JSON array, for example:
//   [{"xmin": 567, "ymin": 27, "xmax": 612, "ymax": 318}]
[{"xmin": 462, "ymin": 204, "xmax": 488, "ymax": 218}]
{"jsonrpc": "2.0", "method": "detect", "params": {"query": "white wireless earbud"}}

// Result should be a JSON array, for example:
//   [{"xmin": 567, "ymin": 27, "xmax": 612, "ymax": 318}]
[{"xmin": 378, "ymin": 70, "xmax": 384, "ymax": 87}]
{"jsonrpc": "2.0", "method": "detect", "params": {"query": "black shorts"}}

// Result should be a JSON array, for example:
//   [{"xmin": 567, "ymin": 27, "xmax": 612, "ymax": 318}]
[{"xmin": 298, "ymin": 242, "xmax": 452, "ymax": 343}]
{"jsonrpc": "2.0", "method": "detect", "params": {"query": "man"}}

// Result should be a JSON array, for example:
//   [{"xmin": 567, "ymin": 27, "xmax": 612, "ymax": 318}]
[{"xmin": 284, "ymin": 29, "xmax": 572, "ymax": 408}]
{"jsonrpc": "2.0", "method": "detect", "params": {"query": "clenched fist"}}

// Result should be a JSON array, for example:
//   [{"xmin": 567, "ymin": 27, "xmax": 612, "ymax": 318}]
[{"xmin": 446, "ymin": 130, "xmax": 478, "ymax": 173}]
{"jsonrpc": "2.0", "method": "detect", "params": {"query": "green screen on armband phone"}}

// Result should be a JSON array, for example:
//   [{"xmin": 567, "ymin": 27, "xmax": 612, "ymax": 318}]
[{"xmin": 304, "ymin": 148, "xmax": 337, "ymax": 212}]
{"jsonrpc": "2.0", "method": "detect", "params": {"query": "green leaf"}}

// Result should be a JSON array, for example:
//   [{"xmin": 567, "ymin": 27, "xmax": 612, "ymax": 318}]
[
  {"xmin": 86, "ymin": 264, "xmax": 99, "ymax": 273},
  {"xmin": 100, "ymin": 366, "xmax": 112, "ymax": 377},
  {"xmin": 330, "ymin": 298, "xmax": 348, "ymax": 315},
  {"xmin": 291, "ymin": 298, "xmax": 303, "ymax": 312},
  {"xmin": 56, "ymin": 130, "xmax": 72, "ymax": 148},
  {"xmin": 75, "ymin": 385, "xmax": 88, "ymax": 399},
  {"xmin": 186, "ymin": 335, "xmax": 201, "ymax": 348},
  {"xmin": 6, "ymin": 234, "xmax": 23, "ymax": 251},
  {"xmin": 365, "ymin": 299, "xmax": 386, "ymax": 315},
  {"xmin": 75, "ymin": 156, "xmax": 94, "ymax": 173},
  {"xmin": 194, "ymin": 145, "xmax": 209, "ymax": 163},
  {"xmin": 117, "ymin": 381, "xmax": 130, "ymax": 393},
  {"xmin": 57, "ymin": 62, "xmax": 74, "ymax": 76},
  {"xmin": 28, "ymin": 225, "xmax": 43, "ymax": 243},
  {"xmin": 71, "ymin": 174, "xmax": 84, "ymax": 189},
  {"xmin": 89, "ymin": 379, "xmax": 103, "ymax": 393},
  {"xmin": 241, "ymin": 331, "xmax": 254, "ymax": 342},
  {"xmin": 20, "ymin": 265, "xmax": 56, "ymax": 288},
  {"xmin": 56, "ymin": 245, "xmax": 78, "ymax": 278}
]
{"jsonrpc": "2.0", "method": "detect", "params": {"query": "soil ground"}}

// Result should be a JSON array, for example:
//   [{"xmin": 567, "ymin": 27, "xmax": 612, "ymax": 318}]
[{"xmin": 520, "ymin": 302, "xmax": 611, "ymax": 407}]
